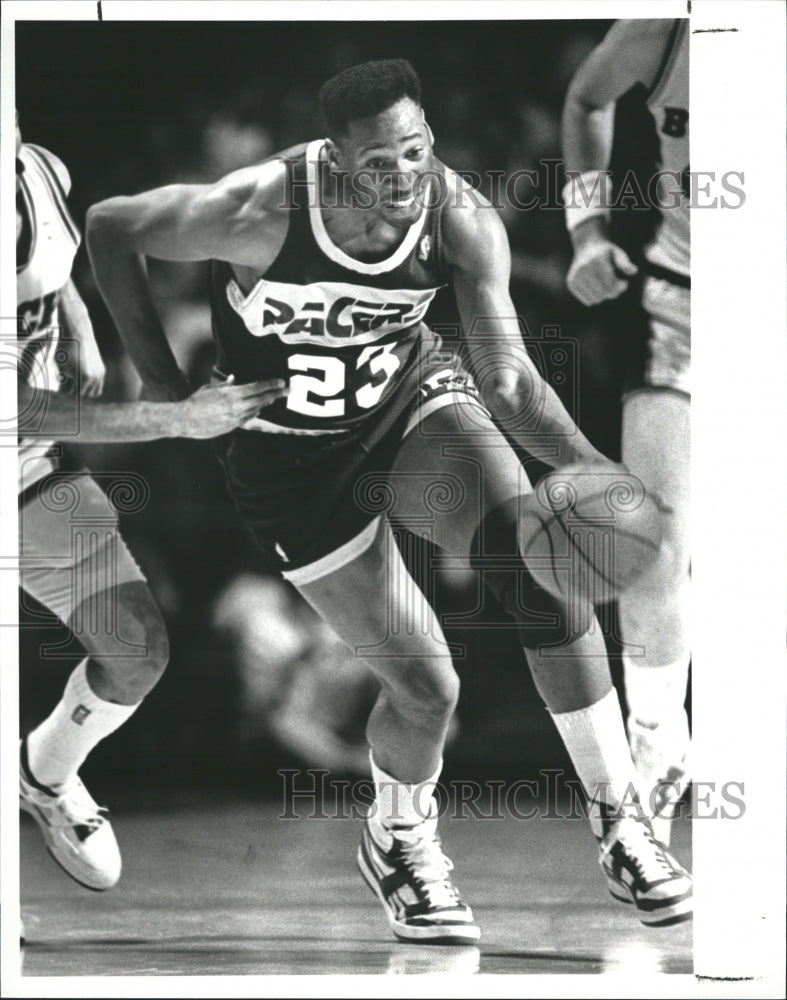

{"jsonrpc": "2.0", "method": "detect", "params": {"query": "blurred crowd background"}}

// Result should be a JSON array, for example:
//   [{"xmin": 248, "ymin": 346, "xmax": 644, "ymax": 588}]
[{"xmin": 16, "ymin": 18, "xmax": 664, "ymax": 803}]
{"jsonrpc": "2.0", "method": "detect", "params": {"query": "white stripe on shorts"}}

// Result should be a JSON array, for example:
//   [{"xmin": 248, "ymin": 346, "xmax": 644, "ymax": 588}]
[{"xmin": 281, "ymin": 516, "xmax": 382, "ymax": 588}]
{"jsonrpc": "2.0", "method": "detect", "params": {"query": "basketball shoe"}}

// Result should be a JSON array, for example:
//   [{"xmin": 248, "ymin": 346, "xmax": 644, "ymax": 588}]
[
  {"xmin": 596, "ymin": 812, "xmax": 693, "ymax": 926},
  {"xmin": 629, "ymin": 711, "xmax": 691, "ymax": 845},
  {"xmin": 357, "ymin": 804, "xmax": 480, "ymax": 944},
  {"xmin": 19, "ymin": 739, "xmax": 121, "ymax": 891}
]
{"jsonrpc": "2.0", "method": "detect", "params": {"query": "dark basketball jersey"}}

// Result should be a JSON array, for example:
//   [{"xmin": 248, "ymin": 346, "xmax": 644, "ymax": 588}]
[{"xmin": 210, "ymin": 139, "xmax": 450, "ymax": 434}]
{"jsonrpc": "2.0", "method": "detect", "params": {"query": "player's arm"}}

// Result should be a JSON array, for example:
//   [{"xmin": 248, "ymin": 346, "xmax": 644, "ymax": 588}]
[
  {"xmin": 561, "ymin": 18, "xmax": 677, "ymax": 304},
  {"xmin": 85, "ymin": 162, "xmax": 285, "ymax": 400},
  {"xmin": 17, "ymin": 375, "xmax": 287, "ymax": 443},
  {"xmin": 58, "ymin": 277, "xmax": 106, "ymax": 397},
  {"xmin": 443, "ymin": 189, "xmax": 607, "ymax": 468}
]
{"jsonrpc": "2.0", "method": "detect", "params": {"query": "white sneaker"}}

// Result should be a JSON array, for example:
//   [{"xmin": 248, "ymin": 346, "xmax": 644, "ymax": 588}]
[
  {"xmin": 629, "ymin": 712, "xmax": 691, "ymax": 845},
  {"xmin": 598, "ymin": 814, "xmax": 693, "ymax": 927},
  {"xmin": 19, "ymin": 740, "xmax": 121, "ymax": 891},
  {"xmin": 357, "ymin": 807, "xmax": 480, "ymax": 945}
]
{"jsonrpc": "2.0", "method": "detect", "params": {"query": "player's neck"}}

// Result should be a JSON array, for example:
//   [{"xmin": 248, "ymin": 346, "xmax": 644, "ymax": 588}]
[{"xmin": 318, "ymin": 159, "xmax": 412, "ymax": 264}]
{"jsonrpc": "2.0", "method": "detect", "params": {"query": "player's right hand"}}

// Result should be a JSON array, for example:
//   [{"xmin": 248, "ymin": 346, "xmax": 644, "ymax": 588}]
[
  {"xmin": 566, "ymin": 238, "xmax": 637, "ymax": 306},
  {"xmin": 177, "ymin": 377, "xmax": 288, "ymax": 438}
]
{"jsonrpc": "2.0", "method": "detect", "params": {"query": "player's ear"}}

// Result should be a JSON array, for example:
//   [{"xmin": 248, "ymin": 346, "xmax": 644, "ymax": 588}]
[
  {"xmin": 421, "ymin": 109, "xmax": 434, "ymax": 147},
  {"xmin": 324, "ymin": 138, "xmax": 342, "ymax": 169}
]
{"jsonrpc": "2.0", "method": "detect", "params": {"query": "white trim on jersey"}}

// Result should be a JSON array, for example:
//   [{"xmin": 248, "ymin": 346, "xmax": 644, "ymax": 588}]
[
  {"xmin": 17, "ymin": 144, "xmax": 81, "ymax": 494},
  {"xmin": 305, "ymin": 139, "xmax": 431, "ymax": 276},
  {"xmin": 25, "ymin": 143, "xmax": 72, "ymax": 197},
  {"xmin": 24, "ymin": 145, "xmax": 80, "ymax": 247},
  {"xmin": 16, "ymin": 176, "xmax": 38, "ymax": 273}
]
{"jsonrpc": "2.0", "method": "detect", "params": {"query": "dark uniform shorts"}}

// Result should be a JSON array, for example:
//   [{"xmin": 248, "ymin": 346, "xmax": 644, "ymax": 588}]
[{"xmin": 215, "ymin": 345, "xmax": 488, "ymax": 584}]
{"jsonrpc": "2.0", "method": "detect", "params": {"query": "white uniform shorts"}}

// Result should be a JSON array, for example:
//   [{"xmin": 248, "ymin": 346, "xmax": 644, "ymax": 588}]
[
  {"xmin": 629, "ymin": 276, "xmax": 690, "ymax": 397},
  {"xmin": 19, "ymin": 471, "xmax": 146, "ymax": 626}
]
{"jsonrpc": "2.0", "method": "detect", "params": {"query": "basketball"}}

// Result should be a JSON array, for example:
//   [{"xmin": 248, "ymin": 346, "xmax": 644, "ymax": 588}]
[{"xmin": 518, "ymin": 463, "xmax": 668, "ymax": 604}]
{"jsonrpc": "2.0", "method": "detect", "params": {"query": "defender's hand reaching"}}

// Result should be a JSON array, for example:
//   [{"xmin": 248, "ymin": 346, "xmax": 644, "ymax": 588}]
[{"xmin": 175, "ymin": 377, "xmax": 288, "ymax": 438}]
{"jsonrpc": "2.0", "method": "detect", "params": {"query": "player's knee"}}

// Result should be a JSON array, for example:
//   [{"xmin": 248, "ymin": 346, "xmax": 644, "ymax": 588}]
[
  {"xmin": 96, "ymin": 629, "xmax": 168, "ymax": 702},
  {"xmin": 138, "ymin": 608, "xmax": 170, "ymax": 679},
  {"xmin": 80, "ymin": 584, "xmax": 169, "ymax": 699},
  {"xmin": 127, "ymin": 603, "xmax": 169, "ymax": 696},
  {"xmin": 386, "ymin": 657, "xmax": 460, "ymax": 723},
  {"xmin": 473, "ymin": 498, "xmax": 590, "ymax": 649},
  {"xmin": 420, "ymin": 666, "xmax": 460, "ymax": 718},
  {"xmin": 629, "ymin": 537, "xmax": 689, "ymax": 601}
]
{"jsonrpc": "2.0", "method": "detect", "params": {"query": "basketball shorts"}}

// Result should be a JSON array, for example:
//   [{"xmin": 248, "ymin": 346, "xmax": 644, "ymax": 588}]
[
  {"xmin": 215, "ymin": 347, "xmax": 489, "ymax": 585},
  {"xmin": 625, "ymin": 274, "xmax": 690, "ymax": 398},
  {"xmin": 18, "ymin": 470, "xmax": 146, "ymax": 626}
]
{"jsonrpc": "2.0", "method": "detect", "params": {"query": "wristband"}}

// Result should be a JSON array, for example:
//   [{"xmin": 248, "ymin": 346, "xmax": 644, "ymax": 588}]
[{"xmin": 562, "ymin": 170, "xmax": 613, "ymax": 232}]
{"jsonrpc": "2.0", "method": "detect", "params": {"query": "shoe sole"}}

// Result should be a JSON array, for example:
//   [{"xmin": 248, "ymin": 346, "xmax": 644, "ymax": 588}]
[
  {"xmin": 20, "ymin": 796, "xmax": 118, "ymax": 892},
  {"xmin": 356, "ymin": 843, "xmax": 481, "ymax": 945},
  {"xmin": 608, "ymin": 883, "xmax": 693, "ymax": 927}
]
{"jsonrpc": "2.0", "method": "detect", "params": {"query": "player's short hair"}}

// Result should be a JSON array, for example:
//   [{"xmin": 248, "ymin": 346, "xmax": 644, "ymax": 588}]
[{"xmin": 319, "ymin": 59, "xmax": 422, "ymax": 136}]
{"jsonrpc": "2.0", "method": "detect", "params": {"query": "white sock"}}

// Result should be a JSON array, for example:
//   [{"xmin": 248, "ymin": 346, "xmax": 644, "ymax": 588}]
[
  {"xmin": 26, "ymin": 660, "xmax": 139, "ymax": 789},
  {"xmin": 369, "ymin": 752, "xmax": 441, "ymax": 831},
  {"xmin": 623, "ymin": 654, "xmax": 690, "ymax": 728},
  {"xmin": 549, "ymin": 688, "xmax": 642, "ymax": 831}
]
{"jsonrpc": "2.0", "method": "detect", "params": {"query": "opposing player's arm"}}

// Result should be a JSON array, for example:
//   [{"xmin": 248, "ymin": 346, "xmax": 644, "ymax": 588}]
[
  {"xmin": 561, "ymin": 19, "xmax": 678, "ymax": 303},
  {"xmin": 443, "ymin": 185, "xmax": 606, "ymax": 468},
  {"xmin": 86, "ymin": 161, "xmax": 287, "ymax": 399},
  {"xmin": 562, "ymin": 18, "xmax": 676, "ymax": 169},
  {"xmin": 17, "ymin": 375, "xmax": 287, "ymax": 442}
]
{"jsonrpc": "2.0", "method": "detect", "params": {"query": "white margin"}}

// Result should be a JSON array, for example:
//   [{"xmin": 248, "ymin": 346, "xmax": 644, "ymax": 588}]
[{"xmin": 1, "ymin": 1, "xmax": 785, "ymax": 997}]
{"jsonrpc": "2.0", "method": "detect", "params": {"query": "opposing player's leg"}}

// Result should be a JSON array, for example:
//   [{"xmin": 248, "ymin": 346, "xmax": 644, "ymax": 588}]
[
  {"xmin": 619, "ymin": 386, "xmax": 691, "ymax": 841},
  {"xmin": 283, "ymin": 519, "xmax": 478, "ymax": 944},
  {"xmin": 389, "ymin": 399, "xmax": 691, "ymax": 925},
  {"xmin": 19, "ymin": 474, "xmax": 169, "ymax": 890}
]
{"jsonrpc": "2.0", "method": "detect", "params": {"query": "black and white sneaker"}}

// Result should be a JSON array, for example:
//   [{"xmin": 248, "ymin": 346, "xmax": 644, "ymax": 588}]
[
  {"xmin": 357, "ymin": 808, "xmax": 480, "ymax": 945},
  {"xmin": 19, "ymin": 739, "xmax": 121, "ymax": 891},
  {"xmin": 598, "ymin": 814, "xmax": 692, "ymax": 927}
]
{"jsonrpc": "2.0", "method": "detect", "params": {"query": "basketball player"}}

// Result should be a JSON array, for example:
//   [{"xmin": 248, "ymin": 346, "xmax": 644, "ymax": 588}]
[
  {"xmin": 87, "ymin": 60, "xmax": 692, "ymax": 941},
  {"xmin": 562, "ymin": 20, "xmax": 691, "ymax": 842},
  {"xmin": 15, "ymin": 116, "xmax": 286, "ymax": 895}
]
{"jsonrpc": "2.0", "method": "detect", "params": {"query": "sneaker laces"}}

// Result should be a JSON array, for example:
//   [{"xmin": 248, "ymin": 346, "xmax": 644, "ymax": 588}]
[
  {"xmin": 395, "ymin": 825, "xmax": 461, "ymax": 909},
  {"xmin": 50, "ymin": 779, "xmax": 108, "ymax": 833},
  {"xmin": 606, "ymin": 817, "xmax": 680, "ymax": 883}
]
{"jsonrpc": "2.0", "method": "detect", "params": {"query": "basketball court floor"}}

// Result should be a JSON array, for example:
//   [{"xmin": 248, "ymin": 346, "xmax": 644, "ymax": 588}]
[{"xmin": 16, "ymin": 800, "xmax": 692, "ymax": 980}]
